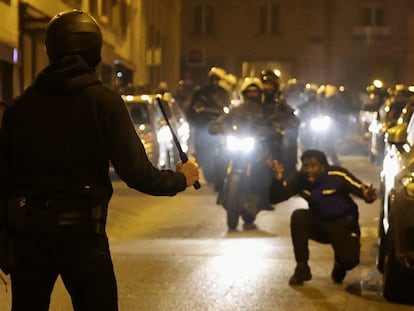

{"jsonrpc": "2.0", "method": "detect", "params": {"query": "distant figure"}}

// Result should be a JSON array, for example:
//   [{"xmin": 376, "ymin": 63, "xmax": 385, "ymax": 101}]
[{"xmin": 188, "ymin": 67, "xmax": 230, "ymax": 182}]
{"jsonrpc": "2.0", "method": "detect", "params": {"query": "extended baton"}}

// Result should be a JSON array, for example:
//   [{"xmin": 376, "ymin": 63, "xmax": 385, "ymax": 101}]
[{"xmin": 156, "ymin": 96, "xmax": 201, "ymax": 189}]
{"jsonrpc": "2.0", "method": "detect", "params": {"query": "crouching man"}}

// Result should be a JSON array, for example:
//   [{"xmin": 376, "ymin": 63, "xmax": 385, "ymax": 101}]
[{"xmin": 269, "ymin": 149, "xmax": 377, "ymax": 285}]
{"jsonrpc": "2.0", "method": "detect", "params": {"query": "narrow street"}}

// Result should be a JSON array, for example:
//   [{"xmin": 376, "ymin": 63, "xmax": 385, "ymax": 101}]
[{"xmin": 0, "ymin": 155, "xmax": 413, "ymax": 310}]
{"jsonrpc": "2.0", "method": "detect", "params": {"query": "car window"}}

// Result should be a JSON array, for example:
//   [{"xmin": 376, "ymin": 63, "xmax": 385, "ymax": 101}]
[
  {"xmin": 387, "ymin": 100, "xmax": 406, "ymax": 122},
  {"xmin": 405, "ymin": 114, "xmax": 414, "ymax": 146},
  {"xmin": 129, "ymin": 103, "xmax": 151, "ymax": 124}
]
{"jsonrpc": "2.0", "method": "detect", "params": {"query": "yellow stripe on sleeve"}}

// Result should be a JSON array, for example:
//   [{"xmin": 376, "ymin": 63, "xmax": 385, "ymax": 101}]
[{"xmin": 328, "ymin": 171, "xmax": 363, "ymax": 188}]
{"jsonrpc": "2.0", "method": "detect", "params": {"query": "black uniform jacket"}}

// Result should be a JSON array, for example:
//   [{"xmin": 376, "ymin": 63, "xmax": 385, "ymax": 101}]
[
  {"xmin": 0, "ymin": 55, "xmax": 186, "ymax": 205},
  {"xmin": 269, "ymin": 166, "xmax": 366, "ymax": 220}
]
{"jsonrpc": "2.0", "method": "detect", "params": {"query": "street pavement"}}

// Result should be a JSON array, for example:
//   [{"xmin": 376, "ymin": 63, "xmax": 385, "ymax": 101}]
[{"xmin": 0, "ymin": 155, "xmax": 413, "ymax": 310}]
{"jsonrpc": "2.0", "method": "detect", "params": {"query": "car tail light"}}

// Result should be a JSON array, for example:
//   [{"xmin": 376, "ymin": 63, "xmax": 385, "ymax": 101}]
[{"xmin": 141, "ymin": 132, "xmax": 155, "ymax": 143}]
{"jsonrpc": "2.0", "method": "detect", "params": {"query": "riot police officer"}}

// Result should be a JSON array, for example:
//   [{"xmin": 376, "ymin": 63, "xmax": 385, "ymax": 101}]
[
  {"xmin": 188, "ymin": 67, "xmax": 230, "ymax": 182},
  {"xmin": 0, "ymin": 9, "xmax": 199, "ymax": 311},
  {"xmin": 260, "ymin": 70, "xmax": 300, "ymax": 176}
]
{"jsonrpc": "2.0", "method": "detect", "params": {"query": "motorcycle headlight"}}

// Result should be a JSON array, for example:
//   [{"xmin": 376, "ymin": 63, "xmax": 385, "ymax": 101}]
[
  {"xmin": 401, "ymin": 174, "xmax": 414, "ymax": 197},
  {"xmin": 310, "ymin": 115, "xmax": 332, "ymax": 132},
  {"xmin": 226, "ymin": 135, "xmax": 255, "ymax": 152}
]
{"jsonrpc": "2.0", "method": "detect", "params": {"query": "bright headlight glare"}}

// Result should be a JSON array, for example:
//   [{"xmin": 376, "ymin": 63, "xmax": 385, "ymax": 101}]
[
  {"xmin": 177, "ymin": 122, "xmax": 190, "ymax": 141},
  {"xmin": 310, "ymin": 115, "xmax": 331, "ymax": 132},
  {"xmin": 157, "ymin": 126, "xmax": 172, "ymax": 143},
  {"xmin": 226, "ymin": 135, "xmax": 255, "ymax": 152},
  {"xmin": 401, "ymin": 175, "xmax": 414, "ymax": 197}
]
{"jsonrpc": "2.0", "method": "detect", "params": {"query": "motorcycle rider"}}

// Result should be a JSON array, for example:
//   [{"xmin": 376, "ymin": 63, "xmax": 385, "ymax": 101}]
[
  {"xmin": 260, "ymin": 70, "xmax": 299, "ymax": 176},
  {"xmin": 188, "ymin": 67, "xmax": 230, "ymax": 183},
  {"xmin": 317, "ymin": 85, "xmax": 341, "ymax": 165},
  {"xmin": 220, "ymin": 73, "xmax": 240, "ymax": 106},
  {"xmin": 209, "ymin": 77, "xmax": 275, "ymax": 217},
  {"xmin": 298, "ymin": 83, "xmax": 321, "ymax": 117},
  {"xmin": 299, "ymin": 84, "xmax": 340, "ymax": 165}
]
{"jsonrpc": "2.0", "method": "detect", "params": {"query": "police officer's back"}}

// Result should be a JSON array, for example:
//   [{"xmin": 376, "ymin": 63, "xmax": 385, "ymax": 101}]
[{"xmin": 0, "ymin": 9, "xmax": 199, "ymax": 311}]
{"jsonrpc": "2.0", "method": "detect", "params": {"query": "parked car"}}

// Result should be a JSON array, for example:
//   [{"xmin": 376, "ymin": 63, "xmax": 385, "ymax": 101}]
[
  {"xmin": 377, "ymin": 109, "xmax": 414, "ymax": 304},
  {"xmin": 121, "ymin": 93, "xmax": 191, "ymax": 170},
  {"xmin": 122, "ymin": 94, "xmax": 161, "ymax": 167},
  {"xmin": 384, "ymin": 100, "xmax": 414, "ymax": 153},
  {"xmin": 368, "ymin": 85, "xmax": 413, "ymax": 164}
]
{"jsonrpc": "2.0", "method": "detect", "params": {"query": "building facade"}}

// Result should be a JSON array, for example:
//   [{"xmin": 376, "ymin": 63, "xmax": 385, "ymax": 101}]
[
  {"xmin": 0, "ymin": 0, "xmax": 182, "ymax": 103},
  {"xmin": 180, "ymin": 0, "xmax": 414, "ymax": 94}
]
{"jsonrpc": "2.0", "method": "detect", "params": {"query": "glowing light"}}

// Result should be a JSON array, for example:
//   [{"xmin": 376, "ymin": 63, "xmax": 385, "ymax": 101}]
[
  {"xmin": 401, "ymin": 174, "xmax": 414, "ymax": 196},
  {"xmin": 373, "ymin": 79, "xmax": 383, "ymax": 88},
  {"xmin": 157, "ymin": 126, "xmax": 173, "ymax": 143},
  {"xmin": 13, "ymin": 48, "xmax": 18, "ymax": 63},
  {"xmin": 226, "ymin": 135, "xmax": 255, "ymax": 152},
  {"xmin": 310, "ymin": 115, "xmax": 332, "ymax": 132},
  {"xmin": 273, "ymin": 69, "xmax": 281, "ymax": 77}
]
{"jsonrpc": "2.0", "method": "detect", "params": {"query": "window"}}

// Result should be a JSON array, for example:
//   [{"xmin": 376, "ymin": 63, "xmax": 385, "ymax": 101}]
[
  {"xmin": 89, "ymin": 0, "xmax": 98, "ymax": 14},
  {"xmin": 63, "ymin": 0, "xmax": 82, "ymax": 8},
  {"xmin": 260, "ymin": 3, "xmax": 279, "ymax": 36},
  {"xmin": 119, "ymin": 0, "xmax": 128, "ymax": 36},
  {"xmin": 361, "ymin": 6, "xmax": 385, "ymax": 26},
  {"xmin": 193, "ymin": 5, "xmax": 214, "ymax": 35},
  {"xmin": 88, "ymin": 0, "xmax": 112, "ymax": 21}
]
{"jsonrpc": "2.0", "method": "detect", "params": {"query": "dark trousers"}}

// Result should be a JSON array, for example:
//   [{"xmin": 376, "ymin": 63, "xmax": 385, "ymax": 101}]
[
  {"xmin": 10, "ymin": 224, "xmax": 117, "ymax": 311},
  {"xmin": 290, "ymin": 209, "xmax": 360, "ymax": 270}
]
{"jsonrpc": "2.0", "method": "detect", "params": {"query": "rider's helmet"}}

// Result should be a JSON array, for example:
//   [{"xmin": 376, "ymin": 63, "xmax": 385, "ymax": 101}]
[
  {"xmin": 219, "ymin": 73, "xmax": 238, "ymax": 93},
  {"xmin": 240, "ymin": 77, "xmax": 263, "ymax": 103},
  {"xmin": 208, "ymin": 67, "xmax": 227, "ymax": 80},
  {"xmin": 304, "ymin": 83, "xmax": 318, "ymax": 100},
  {"xmin": 260, "ymin": 70, "xmax": 280, "ymax": 96},
  {"xmin": 225, "ymin": 74, "xmax": 238, "ymax": 88},
  {"xmin": 317, "ymin": 84, "xmax": 338, "ymax": 100},
  {"xmin": 45, "ymin": 9, "xmax": 102, "ymax": 67}
]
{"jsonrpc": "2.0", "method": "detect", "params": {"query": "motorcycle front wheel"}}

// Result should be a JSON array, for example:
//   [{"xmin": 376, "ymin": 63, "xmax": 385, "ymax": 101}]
[{"xmin": 224, "ymin": 173, "xmax": 242, "ymax": 230}]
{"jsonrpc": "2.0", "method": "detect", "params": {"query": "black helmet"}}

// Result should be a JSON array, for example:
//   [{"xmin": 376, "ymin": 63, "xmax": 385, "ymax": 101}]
[
  {"xmin": 45, "ymin": 9, "xmax": 102, "ymax": 67},
  {"xmin": 260, "ymin": 70, "xmax": 279, "ymax": 86}
]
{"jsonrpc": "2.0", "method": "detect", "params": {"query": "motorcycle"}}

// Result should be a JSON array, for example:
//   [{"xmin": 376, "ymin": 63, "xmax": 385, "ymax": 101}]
[{"xmin": 211, "ymin": 118, "xmax": 283, "ymax": 230}]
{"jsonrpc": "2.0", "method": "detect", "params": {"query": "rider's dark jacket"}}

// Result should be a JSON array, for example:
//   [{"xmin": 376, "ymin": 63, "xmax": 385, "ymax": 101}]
[
  {"xmin": 188, "ymin": 84, "xmax": 230, "ymax": 126},
  {"xmin": 0, "ymin": 55, "xmax": 186, "ymax": 217},
  {"xmin": 208, "ymin": 99, "xmax": 266, "ymax": 135},
  {"xmin": 263, "ymin": 96, "xmax": 299, "ymax": 130},
  {"xmin": 269, "ymin": 166, "xmax": 366, "ymax": 221}
]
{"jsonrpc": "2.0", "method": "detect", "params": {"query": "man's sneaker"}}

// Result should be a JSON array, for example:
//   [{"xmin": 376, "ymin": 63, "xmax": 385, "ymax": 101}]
[
  {"xmin": 331, "ymin": 263, "xmax": 347, "ymax": 283},
  {"xmin": 289, "ymin": 263, "xmax": 312, "ymax": 286}
]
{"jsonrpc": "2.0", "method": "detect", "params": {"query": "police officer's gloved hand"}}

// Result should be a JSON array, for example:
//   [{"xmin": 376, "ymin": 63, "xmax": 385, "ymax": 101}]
[{"xmin": 176, "ymin": 157, "xmax": 200, "ymax": 187}]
